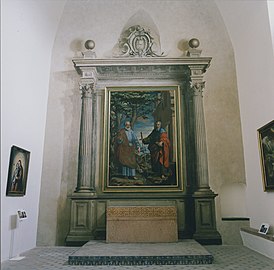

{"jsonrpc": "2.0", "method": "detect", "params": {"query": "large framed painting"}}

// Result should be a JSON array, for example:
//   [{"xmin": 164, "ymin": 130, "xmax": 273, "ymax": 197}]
[
  {"xmin": 6, "ymin": 145, "xmax": 30, "ymax": 196},
  {"xmin": 103, "ymin": 86, "xmax": 184, "ymax": 192},
  {"xmin": 258, "ymin": 120, "xmax": 274, "ymax": 191}
]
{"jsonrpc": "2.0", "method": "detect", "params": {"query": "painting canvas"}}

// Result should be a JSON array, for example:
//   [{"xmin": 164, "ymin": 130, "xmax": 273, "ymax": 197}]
[
  {"xmin": 103, "ymin": 86, "xmax": 183, "ymax": 192},
  {"xmin": 6, "ymin": 145, "xmax": 30, "ymax": 196},
  {"xmin": 258, "ymin": 120, "xmax": 274, "ymax": 191}
]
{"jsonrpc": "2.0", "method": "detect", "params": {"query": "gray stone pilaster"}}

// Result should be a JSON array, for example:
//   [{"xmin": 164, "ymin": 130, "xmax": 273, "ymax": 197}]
[
  {"xmin": 76, "ymin": 78, "xmax": 96, "ymax": 192},
  {"xmin": 188, "ymin": 69, "xmax": 212, "ymax": 194},
  {"xmin": 188, "ymin": 65, "xmax": 222, "ymax": 244}
]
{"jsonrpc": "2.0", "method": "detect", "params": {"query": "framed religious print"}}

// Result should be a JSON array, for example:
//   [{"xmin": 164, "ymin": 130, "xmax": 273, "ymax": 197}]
[
  {"xmin": 102, "ymin": 86, "xmax": 184, "ymax": 192},
  {"xmin": 6, "ymin": 145, "xmax": 30, "ymax": 196},
  {"xmin": 258, "ymin": 120, "xmax": 274, "ymax": 191}
]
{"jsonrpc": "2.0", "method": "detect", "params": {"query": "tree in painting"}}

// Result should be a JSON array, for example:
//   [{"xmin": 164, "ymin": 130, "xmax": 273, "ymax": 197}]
[{"xmin": 110, "ymin": 91, "xmax": 160, "ymax": 132}]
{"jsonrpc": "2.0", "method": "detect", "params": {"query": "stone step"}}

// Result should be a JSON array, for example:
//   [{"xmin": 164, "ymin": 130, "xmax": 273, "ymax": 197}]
[{"xmin": 68, "ymin": 240, "xmax": 213, "ymax": 266}]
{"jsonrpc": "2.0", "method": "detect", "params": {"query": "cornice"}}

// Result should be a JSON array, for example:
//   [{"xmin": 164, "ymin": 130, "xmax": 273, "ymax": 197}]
[
  {"xmin": 72, "ymin": 57, "xmax": 211, "ymax": 80},
  {"xmin": 72, "ymin": 57, "xmax": 211, "ymax": 68}
]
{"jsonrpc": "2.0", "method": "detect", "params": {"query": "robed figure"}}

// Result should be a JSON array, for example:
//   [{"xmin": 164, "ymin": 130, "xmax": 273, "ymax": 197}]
[
  {"xmin": 143, "ymin": 120, "xmax": 170, "ymax": 179},
  {"xmin": 11, "ymin": 160, "xmax": 24, "ymax": 191},
  {"xmin": 115, "ymin": 121, "xmax": 140, "ymax": 179}
]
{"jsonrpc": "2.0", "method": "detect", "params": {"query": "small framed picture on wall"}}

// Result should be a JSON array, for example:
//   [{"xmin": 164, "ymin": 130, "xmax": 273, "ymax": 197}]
[
  {"xmin": 17, "ymin": 210, "xmax": 27, "ymax": 220},
  {"xmin": 6, "ymin": 145, "xmax": 30, "ymax": 197},
  {"xmin": 258, "ymin": 223, "xmax": 270, "ymax": 235}
]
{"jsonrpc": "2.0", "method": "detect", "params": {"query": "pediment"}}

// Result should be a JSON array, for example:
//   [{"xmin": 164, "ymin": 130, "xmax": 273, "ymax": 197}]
[{"xmin": 112, "ymin": 9, "xmax": 164, "ymax": 58}]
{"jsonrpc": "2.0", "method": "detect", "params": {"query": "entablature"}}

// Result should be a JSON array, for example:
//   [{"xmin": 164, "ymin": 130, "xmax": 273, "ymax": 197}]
[{"xmin": 72, "ymin": 57, "xmax": 211, "ymax": 80}]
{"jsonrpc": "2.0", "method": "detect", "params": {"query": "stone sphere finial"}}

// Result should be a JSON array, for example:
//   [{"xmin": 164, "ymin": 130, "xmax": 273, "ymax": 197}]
[
  {"xmin": 189, "ymin": 38, "xmax": 200, "ymax": 49},
  {"xmin": 85, "ymin": 40, "xmax": 95, "ymax": 50}
]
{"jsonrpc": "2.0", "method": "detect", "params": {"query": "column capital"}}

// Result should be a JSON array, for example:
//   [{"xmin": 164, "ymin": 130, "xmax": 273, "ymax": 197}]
[
  {"xmin": 187, "ymin": 64, "xmax": 208, "ymax": 97},
  {"xmin": 189, "ymin": 81, "xmax": 206, "ymax": 97},
  {"xmin": 79, "ymin": 78, "xmax": 96, "ymax": 98}
]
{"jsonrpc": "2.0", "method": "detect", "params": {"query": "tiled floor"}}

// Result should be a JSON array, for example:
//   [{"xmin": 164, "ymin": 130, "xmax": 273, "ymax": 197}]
[{"xmin": 2, "ymin": 245, "xmax": 274, "ymax": 270}]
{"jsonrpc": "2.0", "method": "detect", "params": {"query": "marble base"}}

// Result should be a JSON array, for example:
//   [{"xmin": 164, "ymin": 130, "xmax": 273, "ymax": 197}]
[
  {"xmin": 68, "ymin": 240, "xmax": 213, "ymax": 265},
  {"xmin": 106, "ymin": 206, "xmax": 178, "ymax": 243}
]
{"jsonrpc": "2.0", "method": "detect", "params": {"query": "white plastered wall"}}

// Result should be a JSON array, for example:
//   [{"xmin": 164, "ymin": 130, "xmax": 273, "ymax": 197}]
[
  {"xmin": 216, "ymin": 0, "xmax": 274, "ymax": 233},
  {"xmin": 268, "ymin": 0, "xmax": 274, "ymax": 54},
  {"xmin": 1, "ymin": 0, "xmax": 66, "ymax": 262}
]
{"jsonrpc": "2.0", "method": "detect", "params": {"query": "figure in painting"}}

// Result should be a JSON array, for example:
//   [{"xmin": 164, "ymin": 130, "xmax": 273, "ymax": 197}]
[
  {"xmin": 11, "ymin": 160, "xmax": 24, "ymax": 192},
  {"xmin": 143, "ymin": 120, "xmax": 170, "ymax": 179},
  {"xmin": 262, "ymin": 127, "xmax": 274, "ymax": 185},
  {"xmin": 115, "ymin": 121, "xmax": 140, "ymax": 179}
]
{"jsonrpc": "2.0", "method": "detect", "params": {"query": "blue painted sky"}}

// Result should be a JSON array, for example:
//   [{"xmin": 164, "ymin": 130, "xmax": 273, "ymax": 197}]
[{"xmin": 133, "ymin": 114, "xmax": 155, "ymax": 152}]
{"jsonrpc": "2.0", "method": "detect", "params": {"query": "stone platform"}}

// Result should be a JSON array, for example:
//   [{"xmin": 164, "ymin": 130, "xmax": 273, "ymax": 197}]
[{"xmin": 68, "ymin": 240, "xmax": 213, "ymax": 266}]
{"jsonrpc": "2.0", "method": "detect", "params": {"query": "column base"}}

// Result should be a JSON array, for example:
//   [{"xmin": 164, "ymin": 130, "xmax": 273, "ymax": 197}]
[
  {"xmin": 66, "ymin": 235, "xmax": 92, "ymax": 247},
  {"xmin": 193, "ymin": 190, "xmax": 222, "ymax": 245},
  {"xmin": 193, "ymin": 231, "xmax": 222, "ymax": 245},
  {"xmin": 75, "ymin": 187, "xmax": 95, "ymax": 193},
  {"xmin": 193, "ymin": 187, "xmax": 215, "ymax": 196}
]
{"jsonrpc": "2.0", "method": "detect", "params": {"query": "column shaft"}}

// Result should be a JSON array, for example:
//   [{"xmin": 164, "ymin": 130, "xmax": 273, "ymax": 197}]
[
  {"xmin": 76, "ymin": 79, "xmax": 95, "ymax": 192},
  {"xmin": 191, "ymin": 82, "xmax": 210, "ymax": 191}
]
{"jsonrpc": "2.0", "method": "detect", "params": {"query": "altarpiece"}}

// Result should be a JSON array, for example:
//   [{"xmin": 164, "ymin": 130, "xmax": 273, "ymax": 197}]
[{"xmin": 66, "ymin": 25, "xmax": 221, "ymax": 245}]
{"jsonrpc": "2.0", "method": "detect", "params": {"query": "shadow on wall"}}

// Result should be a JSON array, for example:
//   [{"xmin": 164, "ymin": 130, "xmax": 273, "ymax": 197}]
[
  {"xmin": 56, "ymin": 70, "xmax": 81, "ymax": 245},
  {"xmin": 219, "ymin": 182, "xmax": 249, "ymax": 245},
  {"xmin": 220, "ymin": 182, "xmax": 247, "ymax": 218}
]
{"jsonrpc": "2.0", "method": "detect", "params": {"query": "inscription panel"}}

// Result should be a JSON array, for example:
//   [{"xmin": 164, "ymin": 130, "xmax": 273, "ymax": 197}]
[{"xmin": 107, "ymin": 206, "xmax": 176, "ymax": 219}]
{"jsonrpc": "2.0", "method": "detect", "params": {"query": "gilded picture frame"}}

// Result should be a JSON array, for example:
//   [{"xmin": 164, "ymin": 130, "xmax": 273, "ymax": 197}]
[
  {"xmin": 257, "ymin": 120, "xmax": 274, "ymax": 191},
  {"xmin": 102, "ymin": 86, "xmax": 184, "ymax": 192},
  {"xmin": 6, "ymin": 145, "xmax": 30, "ymax": 196}
]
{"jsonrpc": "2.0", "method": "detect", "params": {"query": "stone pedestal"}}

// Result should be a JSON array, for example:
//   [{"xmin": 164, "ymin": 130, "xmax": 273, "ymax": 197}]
[
  {"xmin": 192, "ymin": 194, "xmax": 221, "ymax": 244},
  {"xmin": 106, "ymin": 206, "xmax": 178, "ymax": 243}
]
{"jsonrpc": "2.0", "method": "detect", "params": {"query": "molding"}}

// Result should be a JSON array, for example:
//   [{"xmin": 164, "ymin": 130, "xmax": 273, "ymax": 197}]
[
  {"xmin": 69, "ymin": 254, "xmax": 213, "ymax": 266},
  {"xmin": 73, "ymin": 57, "xmax": 211, "ymax": 80},
  {"xmin": 73, "ymin": 57, "xmax": 211, "ymax": 68},
  {"xmin": 222, "ymin": 217, "xmax": 250, "ymax": 221}
]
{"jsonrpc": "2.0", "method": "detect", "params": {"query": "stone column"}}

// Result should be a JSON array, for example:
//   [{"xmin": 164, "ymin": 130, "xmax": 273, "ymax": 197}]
[
  {"xmin": 187, "ymin": 64, "xmax": 222, "ymax": 244},
  {"xmin": 76, "ymin": 77, "xmax": 96, "ymax": 192},
  {"xmin": 188, "ymin": 67, "xmax": 212, "ymax": 194}
]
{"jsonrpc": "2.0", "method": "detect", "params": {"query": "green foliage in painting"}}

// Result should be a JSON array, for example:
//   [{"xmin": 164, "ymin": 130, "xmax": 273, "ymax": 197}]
[{"xmin": 110, "ymin": 91, "xmax": 160, "ymax": 132}]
